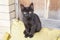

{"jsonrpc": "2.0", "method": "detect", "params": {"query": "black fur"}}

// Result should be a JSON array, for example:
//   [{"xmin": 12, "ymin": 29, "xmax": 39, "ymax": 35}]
[{"xmin": 20, "ymin": 3, "xmax": 42, "ymax": 38}]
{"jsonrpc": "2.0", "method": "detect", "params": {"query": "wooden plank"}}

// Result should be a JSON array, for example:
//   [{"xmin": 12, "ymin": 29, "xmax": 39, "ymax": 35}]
[
  {"xmin": 0, "ymin": 13, "xmax": 10, "ymax": 20},
  {"xmin": 0, "ymin": 20, "xmax": 10, "ymax": 27},
  {"xmin": 10, "ymin": 11, "xmax": 16, "ymax": 19},
  {"xmin": 0, "ymin": 0, "xmax": 15, "ymax": 5},
  {"xmin": 9, "ymin": 0, "xmax": 15, "ymax": 5},
  {"xmin": 0, "ymin": 0, "xmax": 9, "ymax": 5},
  {"xmin": 0, "ymin": 33, "xmax": 4, "ymax": 40},
  {"xmin": 9, "ymin": 4, "xmax": 15, "ymax": 12},
  {"xmin": 0, "ymin": 6, "xmax": 9, "ymax": 12},
  {"xmin": 0, "ymin": 26, "xmax": 10, "ymax": 33}
]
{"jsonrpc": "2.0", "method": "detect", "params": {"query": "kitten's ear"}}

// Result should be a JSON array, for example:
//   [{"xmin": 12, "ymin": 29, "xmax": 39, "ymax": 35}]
[
  {"xmin": 20, "ymin": 4, "xmax": 24, "ymax": 10},
  {"xmin": 30, "ymin": 3, "xmax": 34, "ymax": 9}
]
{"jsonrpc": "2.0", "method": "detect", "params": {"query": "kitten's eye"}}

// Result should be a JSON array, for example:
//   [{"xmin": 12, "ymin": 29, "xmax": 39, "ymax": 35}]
[
  {"xmin": 29, "ymin": 11, "xmax": 32, "ymax": 14},
  {"xmin": 24, "ymin": 12, "xmax": 26, "ymax": 14}
]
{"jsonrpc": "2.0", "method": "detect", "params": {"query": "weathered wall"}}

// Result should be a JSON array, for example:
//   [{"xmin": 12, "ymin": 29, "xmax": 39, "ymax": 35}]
[
  {"xmin": 49, "ymin": 0, "xmax": 60, "ymax": 10},
  {"xmin": 19, "ymin": 0, "xmax": 45, "ymax": 10},
  {"xmin": 19, "ymin": 0, "xmax": 46, "ymax": 18},
  {"xmin": 49, "ymin": 0, "xmax": 60, "ymax": 20}
]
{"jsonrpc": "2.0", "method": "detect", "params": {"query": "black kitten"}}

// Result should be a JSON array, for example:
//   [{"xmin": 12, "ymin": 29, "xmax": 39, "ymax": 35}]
[{"xmin": 20, "ymin": 3, "xmax": 42, "ymax": 38}]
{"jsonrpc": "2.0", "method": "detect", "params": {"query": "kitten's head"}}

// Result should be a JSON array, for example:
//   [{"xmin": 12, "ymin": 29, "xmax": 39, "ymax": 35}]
[{"xmin": 20, "ymin": 3, "xmax": 34, "ymax": 18}]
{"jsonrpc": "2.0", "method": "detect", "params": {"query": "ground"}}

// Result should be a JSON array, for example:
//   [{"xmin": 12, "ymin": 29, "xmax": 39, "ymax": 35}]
[{"xmin": 5, "ymin": 19, "xmax": 60, "ymax": 40}]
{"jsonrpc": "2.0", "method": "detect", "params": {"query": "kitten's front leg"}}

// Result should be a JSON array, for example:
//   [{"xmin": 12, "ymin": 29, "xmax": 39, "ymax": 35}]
[
  {"xmin": 24, "ymin": 30, "xmax": 29, "ymax": 38},
  {"xmin": 29, "ymin": 25, "xmax": 36, "ymax": 38},
  {"xmin": 24, "ymin": 24, "xmax": 30, "ymax": 38}
]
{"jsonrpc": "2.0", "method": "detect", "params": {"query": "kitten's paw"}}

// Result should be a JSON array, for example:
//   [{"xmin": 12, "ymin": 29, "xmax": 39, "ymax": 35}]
[
  {"xmin": 24, "ymin": 35, "xmax": 28, "ymax": 38},
  {"xmin": 24, "ymin": 30, "xmax": 26, "ymax": 34},
  {"xmin": 29, "ymin": 34, "xmax": 33, "ymax": 38},
  {"xmin": 24, "ymin": 33, "xmax": 29, "ymax": 38},
  {"xmin": 24, "ymin": 30, "xmax": 29, "ymax": 38},
  {"xmin": 29, "ymin": 33, "xmax": 33, "ymax": 38}
]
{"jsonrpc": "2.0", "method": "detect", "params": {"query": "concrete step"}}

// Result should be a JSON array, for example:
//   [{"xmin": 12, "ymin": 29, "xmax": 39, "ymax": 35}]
[{"xmin": 41, "ymin": 18, "xmax": 60, "ymax": 29}]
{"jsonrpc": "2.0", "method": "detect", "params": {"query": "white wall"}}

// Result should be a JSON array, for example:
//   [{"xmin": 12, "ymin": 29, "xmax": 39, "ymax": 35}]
[{"xmin": 0, "ymin": 0, "xmax": 15, "ymax": 40}]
